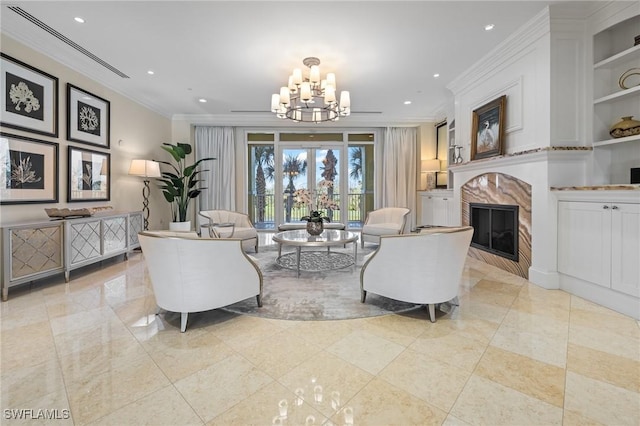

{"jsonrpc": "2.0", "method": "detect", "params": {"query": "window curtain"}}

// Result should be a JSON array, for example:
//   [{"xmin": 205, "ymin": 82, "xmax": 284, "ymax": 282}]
[
  {"xmin": 380, "ymin": 127, "xmax": 417, "ymax": 230},
  {"xmin": 195, "ymin": 126, "xmax": 235, "ymax": 211}
]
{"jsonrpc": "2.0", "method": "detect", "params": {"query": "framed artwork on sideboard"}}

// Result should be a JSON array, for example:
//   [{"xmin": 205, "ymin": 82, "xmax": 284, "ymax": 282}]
[
  {"xmin": 471, "ymin": 95, "xmax": 506, "ymax": 161},
  {"xmin": 67, "ymin": 145, "xmax": 110, "ymax": 202},
  {"xmin": 0, "ymin": 53, "xmax": 59, "ymax": 137},
  {"xmin": 0, "ymin": 132, "xmax": 59, "ymax": 205},
  {"xmin": 67, "ymin": 83, "xmax": 110, "ymax": 148}
]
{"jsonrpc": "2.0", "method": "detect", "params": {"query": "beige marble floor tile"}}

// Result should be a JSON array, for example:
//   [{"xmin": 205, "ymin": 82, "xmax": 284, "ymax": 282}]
[
  {"xmin": 562, "ymin": 409, "xmax": 607, "ymax": 426},
  {"xmin": 0, "ymin": 298, "xmax": 49, "ymax": 330},
  {"xmin": 174, "ymin": 353, "xmax": 274, "ymax": 423},
  {"xmin": 490, "ymin": 323, "xmax": 568, "ymax": 368},
  {"xmin": 65, "ymin": 349, "xmax": 170, "ymax": 424},
  {"xmin": 567, "ymin": 342, "xmax": 640, "ymax": 393},
  {"xmin": 288, "ymin": 319, "xmax": 357, "ymax": 348},
  {"xmin": 329, "ymin": 377, "xmax": 447, "ymax": 426},
  {"xmin": 110, "ymin": 294, "xmax": 158, "ymax": 325},
  {"xmin": 52, "ymin": 316, "xmax": 134, "ymax": 358},
  {"xmin": 46, "ymin": 297, "xmax": 91, "ymax": 319},
  {"xmin": 569, "ymin": 322, "xmax": 640, "ymax": 361},
  {"xmin": 1, "ymin": 359, "xmax": 66, "ymax": 408},
  {"xmin": 517, "ymin": 282, "xmax": 572, "ymax": 307},
  {"xmin": 325, "ymin": 329, "xmax": 405, "ymax": 375},
  {"xmin": 499, "ymin": 308, "xmax": 569, "ymax": 340},
  {"xmin": 2, "ymin": 389, "xmax": 73, "ymax": 426},
  {"xmin": 442, "ymin": 414, "xmax": 473, "ymax": 426},
  {"xmin": 475, "ymin": 346, "xmax": 565, "ymax": 407},
  {"xmin": 0, "ymin": 288, "xmax": 46, "ymax": 317},
  {"xmin": 142, "ymin": 329, "xmax": 236, "ymax": 382},
  {"xmin": 277, "ymin": 351, "xmax": 373, "ymax": 418},
  {"xmin": 453, "ymin": 295, "xmax": 510, "ymax": 324},
  {"xmin": 87, "ymin": 385, "xmax": 203, "ymax": 426},
  {"xmin": 570, "ymin": 299, "xmax": 640, "ymax": 340},
  {"xmin": 58, "ymin": 333, "xmax": 148, "ymax": 383},
  {"xmin": 379, "ymin": 348, "xmax": 471, "ymax": 412},
  {"xmin": 207, "ymin": 381, "xmax": 327, "ymax": 426},
  {"xmin": 1, "ymin": 320, "xmax": 58, "ymax": 370},
  {"xmin": 409, "ymin": 330, "xmax": 488, "ymax": 372},
  {"xmin": 235, "ymin": 329, "xmax": 323, "ymax": 379},
  {"xmin": 417, "ymin": 315, "xmax": 499, "ymax": 345},
  {"xmin": 207, "ymin": 314, "xmax": 288, "ymax": 351},
  {"xmin": 508, "ymin": 295, "xmax": 571, "ymax": 322},
  {"xmin": 465, "ymin": 280, "xmax": 520, "ymax": 308},
  {"xmin": 349, "ymin": 312, "xmax": 431, "ymax": 347},
  {"xmin": 564, "ymin": 371, "xmax": 640, "ymax": 426},
  {"xmin": 451, "ymin": 375, "xmax": 563, "ymax": 425}
]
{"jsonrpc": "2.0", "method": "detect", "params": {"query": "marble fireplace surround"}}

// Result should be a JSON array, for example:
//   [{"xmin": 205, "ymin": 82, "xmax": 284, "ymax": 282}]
[
  {"xmin": 451, "ymin": 147, "xmax": 593, "ymax": 288},
  {"xmin": 461, "ymin": 173, "xmax": 532, "ymax": 278}
]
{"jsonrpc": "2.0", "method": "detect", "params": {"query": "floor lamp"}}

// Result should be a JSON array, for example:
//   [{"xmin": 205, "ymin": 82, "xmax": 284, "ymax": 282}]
[
  {"xmin": 421, "ymin": 159, "xmax": 441, "ymax": 190},
  {"xmin": 129, "ymin": 159, "xmax": 161, "ymax": 230}
]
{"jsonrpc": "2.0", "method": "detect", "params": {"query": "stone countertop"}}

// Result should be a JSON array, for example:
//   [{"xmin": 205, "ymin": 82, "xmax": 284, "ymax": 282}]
[{"xmin": 551, "ymin": 184, "xmax": 640, "ymax": 191}]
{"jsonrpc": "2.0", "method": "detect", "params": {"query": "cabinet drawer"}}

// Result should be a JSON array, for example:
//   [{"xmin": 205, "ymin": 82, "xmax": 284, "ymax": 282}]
[
  {"xmin": 9, "ymin": 224, "xmax": 63, "ymax": 280},
  {"xmin": 68, "ymin": 220, "xmax": 101, "ymax": 266}
]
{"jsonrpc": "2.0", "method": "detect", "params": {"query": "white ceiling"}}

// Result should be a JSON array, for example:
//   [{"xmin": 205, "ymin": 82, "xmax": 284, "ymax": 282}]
[{"xmin": 1, "ymin": 1, "xmax": 607, "ymax": 127}]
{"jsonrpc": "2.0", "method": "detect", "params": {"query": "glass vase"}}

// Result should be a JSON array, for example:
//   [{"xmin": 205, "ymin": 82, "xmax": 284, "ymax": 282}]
[{"xmin": 306, "ymin": 221, "xmax": 324, "ymax": 236}]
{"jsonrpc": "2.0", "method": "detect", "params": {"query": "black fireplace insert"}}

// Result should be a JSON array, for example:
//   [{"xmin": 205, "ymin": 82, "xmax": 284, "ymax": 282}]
[{"xmin": 469, "ymin": 203, "xmax": 519, "ymax": 261}]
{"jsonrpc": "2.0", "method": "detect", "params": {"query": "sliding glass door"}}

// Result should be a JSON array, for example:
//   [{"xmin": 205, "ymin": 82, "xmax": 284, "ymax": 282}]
[{"xmin": 247, "ymin": 132, "xmax": 375, "ymax": 230}]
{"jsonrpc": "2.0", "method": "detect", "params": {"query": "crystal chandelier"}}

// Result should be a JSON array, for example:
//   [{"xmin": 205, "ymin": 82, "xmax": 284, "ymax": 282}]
[{"xmin": 271, "ymin": 57, "xmax": 351, "ymax": 123}]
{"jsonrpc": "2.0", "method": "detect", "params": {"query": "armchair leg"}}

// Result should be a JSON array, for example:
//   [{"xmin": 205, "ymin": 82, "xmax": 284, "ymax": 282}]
[
  {"xmin": 256, "ymin": 294, "xmax": 263, "ymax": 307},
  {"xmin": 180, "ymin": 312, "xmax": 189, "ymax": 332},
  {"xmin": 360, "ymin": 290, "xmax": 367, "ymax": 303},
  {"xmin": 427, "ymin": 304, "xmax": 436, "ymax": 323},
  {"xmin": 361, "ymin": 235, "xmax": 365, "ymax": 249}
]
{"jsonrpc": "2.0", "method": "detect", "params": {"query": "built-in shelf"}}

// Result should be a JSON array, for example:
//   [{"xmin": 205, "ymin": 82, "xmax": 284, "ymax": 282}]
[
  {"xmin": 594, "ymin": 44, "xmax": 640, "ymax": 69},
  {"xmin": 593, "ymin": 84, "xmax": 640, "ymax": 105},
  {"xmin": 593, "ymin": 133, "xmax": 640, "ymax": 147}
]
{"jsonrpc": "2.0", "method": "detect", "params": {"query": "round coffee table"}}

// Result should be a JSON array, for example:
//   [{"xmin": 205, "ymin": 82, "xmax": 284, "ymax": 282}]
[{"xmin": 272, "ymin": 229, "xmax": 359, "ymax": 277}]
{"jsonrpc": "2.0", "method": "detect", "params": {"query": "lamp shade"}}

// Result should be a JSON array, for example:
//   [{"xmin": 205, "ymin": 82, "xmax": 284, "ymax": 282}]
[
  {"xmin": 421, "ymin": 159, "xmax": 441, "ymax": 173},
  {"xmin": 129, "ymin": 159, "xmax": 161, "ymax": 178}
]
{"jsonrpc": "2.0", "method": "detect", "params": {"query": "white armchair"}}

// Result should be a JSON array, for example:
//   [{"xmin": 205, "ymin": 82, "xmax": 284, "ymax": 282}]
[
  {"xmin": 139, "ymin": 231, "xmax": 263, "ymax": 332},
  {"xmin": 361, "ymin": 207, "xmax": 410, "ymax": 248},
  {"xmin": 360, "ymin": 226, "xmax": 473, "ymax": 322},
  {"xmin": 198, "ymin": 210, "xmax": 259, "ymax": 252}
]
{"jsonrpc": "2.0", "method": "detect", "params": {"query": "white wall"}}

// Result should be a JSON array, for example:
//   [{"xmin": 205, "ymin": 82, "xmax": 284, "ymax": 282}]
[{"xmin": 0, "ymin": 35, "xmax": 172, "ymax": 229}]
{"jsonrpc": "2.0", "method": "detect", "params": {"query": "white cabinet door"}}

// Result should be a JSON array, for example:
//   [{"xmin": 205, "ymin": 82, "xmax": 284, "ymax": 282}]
[
  {"xmin": 420, "ymin": 195, "xmax": 434, "ymax": 226},
  {"xmin": 611, "ymin": 203, "xmax": 640, "ymax": 297},
  {"xmin": 558, "ymin": 201, "xmax": 612, "ymax": 288},
  {"xmin": 432, "ymin": 197, "xmax": 449, "ymax": 226}
]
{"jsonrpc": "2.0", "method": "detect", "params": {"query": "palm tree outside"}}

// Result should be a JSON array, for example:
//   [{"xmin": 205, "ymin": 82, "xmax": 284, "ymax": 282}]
[
  {"xmin": 283, "ymin": 154, "xmax": 307, "ymax": 222},
  {"xmin": 254, "ymin": 146, "xmax": 275, "ymax": 223}
]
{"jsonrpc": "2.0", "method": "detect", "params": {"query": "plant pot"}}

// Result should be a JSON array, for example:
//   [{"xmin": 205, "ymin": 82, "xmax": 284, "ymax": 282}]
[
  {"xmin": 169, "ymin": 221, "xmax": 191, "ymax": 232},
  {"xmin": 306, "ymin": 221, "xmax": 324, "ymax": 236},
  {"xmin": 609, "ymin": 116, "xmax": 640, "ymax": 138}
]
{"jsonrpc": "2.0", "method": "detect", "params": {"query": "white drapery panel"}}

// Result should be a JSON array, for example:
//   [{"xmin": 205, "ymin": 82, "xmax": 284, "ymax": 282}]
[
  {"xmin": 195, "ymin": 126, "xmax": 235, "ymax": 211},
  {"xmin": 380, "ymin": 127, "xmax": 417, "ymax": 230}
]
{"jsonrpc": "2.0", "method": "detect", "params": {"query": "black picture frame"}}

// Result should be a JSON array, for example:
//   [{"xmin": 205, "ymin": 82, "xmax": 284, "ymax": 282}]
[
  {"xmin": 0, "ymin": 53, "xmax": 59, "ymax": 137},
  {"xmin": 67, "ymin": 83, "xmax": 110, "ymax": 148},
  {"xmin": 0, "ymin": 132, "xmax": 59, "ymax": 204},
  {"xmin": 67, "ymin": 146, "xmax": 110, "ymax": 202},
  {"xmin": 471, "ymin": 95, "xmax": 506, "ymax": 161}
]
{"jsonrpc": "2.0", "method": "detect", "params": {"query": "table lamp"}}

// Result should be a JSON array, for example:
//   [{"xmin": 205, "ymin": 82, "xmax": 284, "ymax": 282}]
[
  {"xmin": 421, "ymin": 159, "xmax": 441, "ymax": 190},
  {"xmin": 129, "ymin": 159, "xmax": 161, "ymax": 230}
]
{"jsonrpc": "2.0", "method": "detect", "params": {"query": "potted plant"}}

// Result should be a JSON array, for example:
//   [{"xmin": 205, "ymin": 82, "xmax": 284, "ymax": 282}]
[
  {"xmin": 157, "ymin": 142, "xmax": 214, "ymax": 231},
  {"xmin": 293, "ymin": 180, "xmax": 339, "ymax": 235}
]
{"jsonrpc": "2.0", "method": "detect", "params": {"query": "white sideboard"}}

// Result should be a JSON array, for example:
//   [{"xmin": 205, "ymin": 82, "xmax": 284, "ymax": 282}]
[
  {"xmin": 555, "ymin": 190, "xmax": 639, "ymax": 319},
  {"xmin": 418, "ymin": 190, "xmax": 457, "ymax": 227},
  {"xmin": 1, "ymin": 211, "xmax": 143, "ymax": 300}
]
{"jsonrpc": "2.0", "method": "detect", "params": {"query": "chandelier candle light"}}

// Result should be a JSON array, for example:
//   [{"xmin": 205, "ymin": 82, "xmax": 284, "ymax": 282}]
[
  {"xmin": 271, "ymin": 57, "xmax": 351, "ymax": 123},
  {"xmin": 128, "ymin": 159, "xmax": 161, "ymax": 230}
]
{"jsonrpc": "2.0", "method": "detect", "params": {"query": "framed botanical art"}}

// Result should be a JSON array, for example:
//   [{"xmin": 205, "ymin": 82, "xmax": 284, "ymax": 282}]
[
  {"xmin": 67, "ymin": 84, "xmax": 110, "ymax": 148},
  {"xmin": 0, "ymin": 132, "xmax": 59, "ymax": 205},
  {"xmin": 67, "ymin": 146, "xmax": 110, "ymax": 202},
  {"xmin": 0, "ymin": 53, "xmax": 59, "ymax": 137},
  {"xmin": 471, "ymin": 95, "xmax": 506, "ymax": 161}
]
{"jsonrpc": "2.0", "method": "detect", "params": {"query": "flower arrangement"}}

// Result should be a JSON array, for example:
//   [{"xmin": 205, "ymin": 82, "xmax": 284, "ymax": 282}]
[{"xmin": 293, "ymin": 180, "xmax": 339, "ymax": 223}]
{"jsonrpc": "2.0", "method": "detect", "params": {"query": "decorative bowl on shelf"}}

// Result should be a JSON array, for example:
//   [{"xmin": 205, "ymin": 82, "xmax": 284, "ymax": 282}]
[
  {"xmin": 45, "ymin": 206, "xmax": 113, "ymax": 219},
  {"xmin": 609, "ymin": 116, "xmax": 640, "ymax": 139},
  {"xmin": 618, "ymin": 68, "xmax": 640, "ymax": 90}
]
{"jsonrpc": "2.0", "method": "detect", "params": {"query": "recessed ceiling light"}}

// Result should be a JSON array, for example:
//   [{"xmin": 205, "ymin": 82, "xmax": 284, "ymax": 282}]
[
  {"xmin": 484, "ymin": 24, "xmax": 495, "ymax": 31},
  {"xmin": 74, "ymin": 17, "xmax": 85, "ymax": 23},
  {"xmin": 404, "ymin": 101, "xmax": 412, "ymax": 105},
  {"xmin": 198, "ymin": 98, "xmax": 207, "ymax": 103},
  {"xmin": 147, "ymin": 70, "xmax": 154, "ymax": 75},
  {"xmin": 433, "ymin": 73, "xmax": 440, "ymax": 78}
]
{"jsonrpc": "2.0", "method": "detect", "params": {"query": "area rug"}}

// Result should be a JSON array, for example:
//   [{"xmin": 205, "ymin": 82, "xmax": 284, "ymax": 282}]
[{"xmin": 222, "ymin": 245, "xmax": 422, "ymax": 321}]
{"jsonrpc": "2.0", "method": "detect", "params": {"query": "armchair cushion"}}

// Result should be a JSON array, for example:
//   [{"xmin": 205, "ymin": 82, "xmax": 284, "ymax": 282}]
[{"xmin": 361, "ymin": 207, "xmax": 410, "ymax": 247}]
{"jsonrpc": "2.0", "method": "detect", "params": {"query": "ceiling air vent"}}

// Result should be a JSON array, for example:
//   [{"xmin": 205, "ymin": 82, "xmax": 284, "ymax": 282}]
[{"xmin": 7, "ymin": 6, "xmax": 130, "ymax": 79}]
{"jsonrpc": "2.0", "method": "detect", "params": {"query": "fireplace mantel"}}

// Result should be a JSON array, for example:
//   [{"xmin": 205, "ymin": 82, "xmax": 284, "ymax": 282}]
[{"xmin": 449, "ymin": 146, "xmax": 592, "ymax": 174}]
